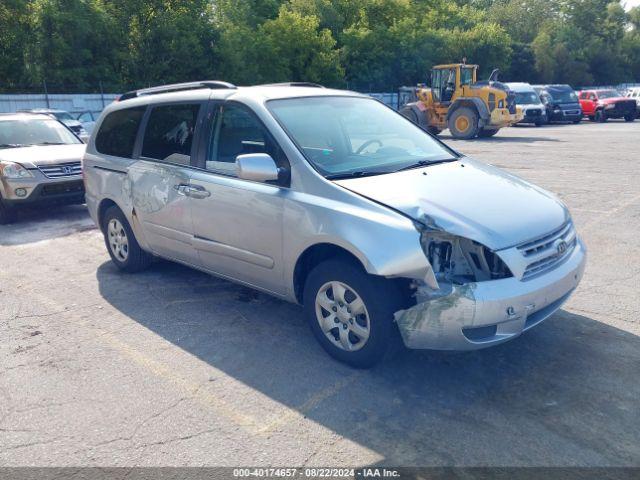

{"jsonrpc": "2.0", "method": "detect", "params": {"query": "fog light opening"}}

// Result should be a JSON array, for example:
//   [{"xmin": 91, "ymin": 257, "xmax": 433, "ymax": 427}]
[
  {"xmin": 15, "ymin": 188, "xmax": 27, "ymax": 197},
  {"xmin": 462, "ymin": 324, "xmax": 498, "ymax": 342}
]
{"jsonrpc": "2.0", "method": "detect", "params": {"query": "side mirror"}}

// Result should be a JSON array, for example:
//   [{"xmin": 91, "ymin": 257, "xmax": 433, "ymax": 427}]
[{"xmin": 236, "ymin": 153, "xmax": 281, "ymax": 183}]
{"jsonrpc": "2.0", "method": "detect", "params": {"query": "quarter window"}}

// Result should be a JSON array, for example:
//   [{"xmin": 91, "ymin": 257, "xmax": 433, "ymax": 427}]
[
  {"xmin": 141, "ymin": 104, "xmax": 201, "ymax": 165},
  {"xmin": 95, "ymin": 107, "xmax": 145, "ymax": 158}
]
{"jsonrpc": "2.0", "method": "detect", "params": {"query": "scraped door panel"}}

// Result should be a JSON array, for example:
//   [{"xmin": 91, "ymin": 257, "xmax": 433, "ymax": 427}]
[{"xmin": 130, "ymin": 161, "xmax": 197, "ymax": 265}]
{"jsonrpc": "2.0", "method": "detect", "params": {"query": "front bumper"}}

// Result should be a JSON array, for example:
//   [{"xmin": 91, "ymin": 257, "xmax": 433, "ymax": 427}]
[
  {"xmin": 395, "ymin": 238, "xmax": 586, "ymax": 350},
  {"xmin": 0, "ymin": 171, "xmax": 85, "ymax": 206},
  {"xmin": 548, "ymin": 109, "xmax": 582, "ymax": 122}
]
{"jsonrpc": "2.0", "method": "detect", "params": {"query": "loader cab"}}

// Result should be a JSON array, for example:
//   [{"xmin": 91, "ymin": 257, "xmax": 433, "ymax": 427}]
[{"xmin": 431, "ymin": 64, "xmax": 477, "ymax": 104}]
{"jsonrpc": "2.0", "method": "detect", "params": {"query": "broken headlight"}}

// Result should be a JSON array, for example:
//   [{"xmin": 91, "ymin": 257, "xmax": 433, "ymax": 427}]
[{"xmin": 418, "ymin": 228, "xmax": 512, "ymax": 284}]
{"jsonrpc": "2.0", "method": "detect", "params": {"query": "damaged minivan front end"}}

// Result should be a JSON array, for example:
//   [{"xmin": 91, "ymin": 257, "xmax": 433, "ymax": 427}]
[
  {"xmin": 395, "ymin": 218, "xmax": 586, "ymax": 350},
  {"xmin": 336, "ymin": 157, "xmax": 587, "ymax": 351}
]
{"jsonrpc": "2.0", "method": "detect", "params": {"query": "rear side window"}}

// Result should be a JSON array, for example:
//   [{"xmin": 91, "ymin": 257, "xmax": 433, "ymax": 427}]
[
  {"xmin": 95, "ymin": 107, "xmax": 145, "ymax": 158},
  {"xmin": 141, "ymin": 103, "xmax": 201, "ymax": 165}
]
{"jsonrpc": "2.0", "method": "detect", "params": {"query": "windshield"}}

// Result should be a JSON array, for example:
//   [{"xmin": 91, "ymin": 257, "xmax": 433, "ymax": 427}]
[
  {"xmin": 52, "ymin": 111, "xmax": 75, "ymax": 121},
  {"xmin": 514, "ymin": 92, "xmax": 540, "ymax": 105},
  {"xmin": 0, "ymin": 119, "xmax": 81, "ymax": 148},
  {"xmin": 268, "ymin": 96, "xmax": 457, "ymax": 178},
  {"xmin": 597, "ymin": 90, "xmax": 622, "ymax": 99},
  {"xmin": 547, "ymin": 89, "xmax": 578, "ymax": 103}
]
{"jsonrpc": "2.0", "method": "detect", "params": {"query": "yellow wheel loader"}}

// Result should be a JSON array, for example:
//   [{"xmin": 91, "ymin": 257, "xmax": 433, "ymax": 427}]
[{"xmin": 399, "ymin": 63, "xmax": 523, "ymax": 139}]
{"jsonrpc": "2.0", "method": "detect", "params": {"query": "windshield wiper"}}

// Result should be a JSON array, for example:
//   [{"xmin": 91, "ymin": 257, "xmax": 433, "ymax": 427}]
[
  {"xmin": 325, "ymin": 170, "xmax": 389, "ymax": 180},
  {"xmin": 36, "ymin": 142, "xmax": 66, "ymax": 145},
  {"xmin": 0, "ymin": 143, "xmax": 27, "ymax": 149},
  {"xmin": 394, "ymin": 158, "xmax": 456, "ymax": 173}
]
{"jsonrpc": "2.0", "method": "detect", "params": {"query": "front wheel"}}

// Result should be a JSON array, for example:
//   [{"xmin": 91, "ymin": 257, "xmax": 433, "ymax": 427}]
[
  {"xmin": 303, "ymin": 259, "xmax": 403, "ymax": 368},
  {"xmin": 102, "ymin": 206, "xmax": 152, "ymax": 273},
  {"xmin": 595, "ymin": 110, "xmax": 607, "ymax": 123},
  {"xmin": 427, "ymin": 126, "xmax": 442, "ymax": 136},
  {"xmin": 624, "ymin": 113, "xmax": 635, "ymax": 122},
  {"xmin": 572, "ymin": 118, "xmax": 582, "ymax": 124},
  {"xmin": 448, "ymin": 107, "xmax": 480, "ymax": 139}
]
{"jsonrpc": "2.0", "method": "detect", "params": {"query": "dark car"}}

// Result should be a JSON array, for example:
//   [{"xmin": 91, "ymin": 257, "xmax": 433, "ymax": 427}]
[{"xmin": 532, "ymin": 85, "xmax": 582, "ymax": 124}]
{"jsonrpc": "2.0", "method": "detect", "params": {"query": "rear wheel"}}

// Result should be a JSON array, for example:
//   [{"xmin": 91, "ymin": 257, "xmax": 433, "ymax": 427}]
[
  {"xmin": 572, "ymin": 118, "xmax": 582, "ymax": 124},
  {"xmin": 594, "ymin": 110, "xmax": 607, "ymax": 123},
  {"xmin": 303, "ymin": 259, "xmax": 403, "ymax": 368},
  {"xmin": 477, "ymin": 128, "xmax": 499, "ymax": 138},
  {"xmin": 102, "ymin": 206, "xmax": 152, "ymax": 273},
  {"xmin": 427, "ymin": 126, "xmax": 442, "ymax": 136},
  {"xmin": 399, "ymin": 107, "xmax": 419, "ymax": 125},
  {"xmin": 624, "ymin": 113, "xmax": 635, "ymax": 122},
  {"xmin": 0, "ymin": 196, "xmax": 16, "ymax": 225},
  {"xmin": 448, "ymin": 107, "xmax": 480, "ymax": 139}
]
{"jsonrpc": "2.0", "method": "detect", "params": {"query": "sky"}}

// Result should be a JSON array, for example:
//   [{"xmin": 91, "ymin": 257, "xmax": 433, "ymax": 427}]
[{"xmin": 624, "ymin": 0, "xmax": 640, "ymax": 10}]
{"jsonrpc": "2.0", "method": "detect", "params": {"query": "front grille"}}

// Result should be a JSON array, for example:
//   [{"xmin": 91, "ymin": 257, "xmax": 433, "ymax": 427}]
[
  {"xmin": 518, "ymin": 221, "xmax": 577, "ymax": 280},
  {"xmin": 609, "ymin": 101, "xmax": 635, "ymax": 114},
  {"xmin": 37, "ymin": 161, "xmax": 82, "ymax": 178},
  {"xmin": 41, "ymin": 180, "xmax": 84, "ymax": 196},
  {"xmin": 526, "ymin": 109, "xmax": 541, "ymax": 116},
  {"xmin": 563, "ymin": 110, "xmax": 581, "ymax": 115}
]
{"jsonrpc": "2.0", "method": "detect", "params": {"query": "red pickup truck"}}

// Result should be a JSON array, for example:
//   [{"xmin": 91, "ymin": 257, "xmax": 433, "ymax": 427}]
[{"xmin": 578, "ymin": 89, "xmax": 636, "ymax": 122}]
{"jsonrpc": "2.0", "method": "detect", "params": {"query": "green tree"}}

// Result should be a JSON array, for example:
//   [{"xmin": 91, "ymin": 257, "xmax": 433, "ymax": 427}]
[
  {"xmin": 256, "ymin": 8, "xmax": 344, "ymax": 85},
  {"xmin": 0, "ymin": 0, "xmax": 31, "ymax": 90}
]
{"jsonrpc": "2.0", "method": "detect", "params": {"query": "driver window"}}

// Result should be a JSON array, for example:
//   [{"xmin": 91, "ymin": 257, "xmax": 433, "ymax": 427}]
[
  {"xmin": 206, "ymin": 104, "xmax": 288, "ymax": 178},
  {"xmin": 589, "ymin": 93, "xmax": 596, "ymax": 101}
]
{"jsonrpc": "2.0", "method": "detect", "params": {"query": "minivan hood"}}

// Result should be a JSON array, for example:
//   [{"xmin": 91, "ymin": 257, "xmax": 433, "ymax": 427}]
[
  {"xmin": 335, "ymin": 158, "xmax": 569, "ymax": 251},
  {"xmin": 0, "ymin": 144, "xmax": 86, "ymax": 168}
]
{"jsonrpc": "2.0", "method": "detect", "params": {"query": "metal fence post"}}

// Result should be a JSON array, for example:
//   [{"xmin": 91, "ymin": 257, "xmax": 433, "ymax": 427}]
[
  {"xmin": 99, "ymin": 81, "xmax": 105, "ymax": 109},
  {"xmin": 43, "ymin": 80, "xmax": 50, "ymax": 108}
]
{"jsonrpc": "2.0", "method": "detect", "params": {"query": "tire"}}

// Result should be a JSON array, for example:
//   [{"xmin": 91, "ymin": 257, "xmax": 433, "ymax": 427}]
[
  {"xmin": 594, "ymin": 110, "xmax": 607, "ymax": 123},
  {"xmin": 303, "ymin": 259, "xmax": 404, "ymax": 368},
  {"xmin": 572, "ymin": 118, "xmax": 582, "ymax": 124},
  {"xmin": 448, "ymin": 107, "xmax": 480, "ymax": 139},
  {"xmin": 588, "ymin": 115, "xmax": 595, "ymax": 122},
  {"xmin": 0, "ymin": 196, "xmax": 16, "ymax": 225},
  {"xmin": 534, "ymin": 120, "xmax": 543, "ymax": 127},
  {"xmin": 427, "ymin": 126, "xmax": 441, "ymax": 136},
  {"xmin": 624, "ymin": 113, "xmax": 635, "ymax": 122},
  {"xmin": 102, "ymin": 205, "xmax": 152, "ymax": 273},
  {"xmin": 477, "ymin": 128, "xmax": 499, "ymax": 138},
  {"xmin": 400, "ymin": 107, "xmax": 419, "ymax": 125}
]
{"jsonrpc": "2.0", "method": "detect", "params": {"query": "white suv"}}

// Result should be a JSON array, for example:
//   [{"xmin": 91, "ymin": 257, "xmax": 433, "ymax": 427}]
[{"xmin": 83, "ymin": 81, "xmax": 586, "ymax": 367}]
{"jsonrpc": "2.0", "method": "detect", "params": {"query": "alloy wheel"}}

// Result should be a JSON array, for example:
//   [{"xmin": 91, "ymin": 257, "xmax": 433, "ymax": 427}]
[{"xmin": 107, "ymin": 218, "xmax": 129, "ymax": 262}]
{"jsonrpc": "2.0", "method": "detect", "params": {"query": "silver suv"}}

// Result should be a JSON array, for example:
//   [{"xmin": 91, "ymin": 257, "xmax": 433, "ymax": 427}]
[
  {"xmin": 84, "ymin": 81, "xmax": 586, "ymax": 367},
  {"xmin": 0, "ymin": 113, "xmax": 86, "ymax": 224}
]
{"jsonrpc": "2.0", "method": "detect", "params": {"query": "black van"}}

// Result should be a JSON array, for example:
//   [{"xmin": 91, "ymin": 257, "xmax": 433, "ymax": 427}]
[{"xmin": 532, "ymin": 85, "xmax": 582, "ymax": 123}]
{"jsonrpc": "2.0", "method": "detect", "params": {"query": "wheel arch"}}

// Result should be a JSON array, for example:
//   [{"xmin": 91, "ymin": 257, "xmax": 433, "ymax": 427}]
[{"xmin": 293, "ymin": 243, "xmax": 367, "ymax": 304}]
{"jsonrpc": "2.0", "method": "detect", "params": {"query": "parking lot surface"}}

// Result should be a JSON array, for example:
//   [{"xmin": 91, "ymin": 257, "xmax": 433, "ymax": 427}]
[{"xmin": 1, "ymin": 121, "xmax": 639, "ymax": 467}]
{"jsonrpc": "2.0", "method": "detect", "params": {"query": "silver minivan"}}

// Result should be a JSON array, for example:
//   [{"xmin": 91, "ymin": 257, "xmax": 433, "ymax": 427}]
[{"xmin": 84, "ymin": 81, "xmax": 586, "ymax": 367}]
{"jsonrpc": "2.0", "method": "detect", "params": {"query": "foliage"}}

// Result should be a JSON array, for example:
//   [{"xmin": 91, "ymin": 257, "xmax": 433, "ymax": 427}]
[{"xmin": 1, "ymin": 0, "xmax": 639, "ymax": 93}]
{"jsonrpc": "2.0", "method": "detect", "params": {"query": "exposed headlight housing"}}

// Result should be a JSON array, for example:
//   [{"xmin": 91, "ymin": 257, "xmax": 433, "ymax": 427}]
[
  {"xmin": 605, "ymin": 103, "xmax": 615, "ymax": 110},
  {"xmin": 417, "ymin": 227, "xmax": 512, "ymax": 286},
  {"xmin": 0, "ymin": 161, "xmax": 34, "ymax": 179}
]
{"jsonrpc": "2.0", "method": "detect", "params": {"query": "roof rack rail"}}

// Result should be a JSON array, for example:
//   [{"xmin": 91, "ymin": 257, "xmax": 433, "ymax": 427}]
[
  {"xmin": 119, "ymin": 81, "xmax": 237, "ymax": 101},
  {"xmin": 262, "ymin": 82, "xmax": 325, "ymax": 88}
]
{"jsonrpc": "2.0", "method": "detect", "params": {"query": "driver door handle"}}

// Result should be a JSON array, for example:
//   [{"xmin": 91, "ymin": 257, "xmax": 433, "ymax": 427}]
[{"xmin": 173, "ymin": 183, "xmax": 211, "ymax": 199}]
